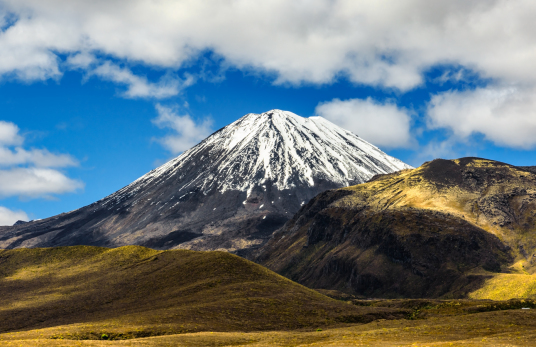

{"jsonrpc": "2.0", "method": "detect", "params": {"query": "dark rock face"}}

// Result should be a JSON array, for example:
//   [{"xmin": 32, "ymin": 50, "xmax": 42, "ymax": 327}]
[
  {"xmin": 255, "ymin": 158, "xmax": 536, "ymax": 298},
  {"xmin": 0, "ymin": 110, "xmax": 410, "ymax": 254}
]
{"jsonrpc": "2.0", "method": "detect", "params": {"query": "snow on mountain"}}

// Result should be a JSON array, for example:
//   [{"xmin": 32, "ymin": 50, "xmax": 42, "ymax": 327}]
[
  {"xmin": 0, "ymin": 109, "xmax": 412, "ymax": 253},
  {"xmin": 105, "ymin": 109, "xmax": 411, "ymax": 206}
]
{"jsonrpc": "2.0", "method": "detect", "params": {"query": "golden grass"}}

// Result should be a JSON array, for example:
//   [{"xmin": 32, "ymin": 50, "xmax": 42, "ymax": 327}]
[
  {"xmin": 0, "ymin": 309, "xmax": 535, "ymax": 346},
  {"xmin": 257, "ymin": 158, "xmax": 536, "ymax": 298},
  {"xmin": 0, "ymin": 245, "xmax": 403, "ymax": 337},
  {"xmin": 469, "ymin": 273, "xmax": 536, "ymax": 300},
  {"xmin": 1, "ymin": 246, "xmax": 536, "ymax": 345}
]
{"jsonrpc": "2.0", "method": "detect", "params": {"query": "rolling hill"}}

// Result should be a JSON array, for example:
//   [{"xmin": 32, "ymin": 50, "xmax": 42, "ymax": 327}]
[{"xmin": 0, "ymin": 245, "xmax": 403, "ymax": 339}]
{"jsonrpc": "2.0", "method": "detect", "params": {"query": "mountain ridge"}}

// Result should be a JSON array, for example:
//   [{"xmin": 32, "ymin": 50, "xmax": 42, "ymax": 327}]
[{"xmin": 255, "ymin": 157, "xmax": 536, "ymax": 298}]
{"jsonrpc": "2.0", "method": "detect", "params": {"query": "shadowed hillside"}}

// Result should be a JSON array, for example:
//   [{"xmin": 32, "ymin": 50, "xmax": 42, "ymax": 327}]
[
  {"xmin": 256, "ymin": 158, "xmax": 536, "ymax": 298},
  {"xmin": 0, "ymin": 246, "xmax": 403, "ymax": 338}
]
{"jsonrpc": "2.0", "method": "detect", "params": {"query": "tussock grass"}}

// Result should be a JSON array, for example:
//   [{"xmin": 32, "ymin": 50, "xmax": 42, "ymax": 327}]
[
  {"xmin": 0, "ymin": 247, "xmax": 535, "ymax": 346},
  {"xmin": 0, "ymin": 245, "xmax": 401, "ymax": 339},
  {"xmin": 469, "ymin": 273, "xmax": 536, "ymax": 300},
  {"xmin": 1, "ymin": 309, "xmax": 535, "ymax": 346}
]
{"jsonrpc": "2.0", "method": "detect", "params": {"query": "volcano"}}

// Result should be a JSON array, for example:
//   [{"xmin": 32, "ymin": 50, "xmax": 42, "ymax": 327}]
[{"xmin": 0, "ymin": 109, "xmax": 411, "ymax": 254}]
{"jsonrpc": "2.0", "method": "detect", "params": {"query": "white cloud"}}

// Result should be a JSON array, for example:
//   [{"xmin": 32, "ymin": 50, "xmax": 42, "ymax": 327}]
[
  {"xmin": 0, "ymin": 121, "xmax": 23, "ymax": 145},
  {"xmin": 66, "ymin": 52, "xmax": 96, "ymax": 69},
  {"xmin": 427, "ymin": 85, "xmax": 536, "ymax": 149},
  {"xmin": 433, "ymin": 68, "xmax": 473, "ymax": 85},
  {"xmin": 0, "ymin": 167, "xmax": 82, "ymax": 198},
  {"xmin": 92, "ymin": 62, "xmax": 194, "ymax": 99},
  {"xmin": 0, "ymin": 206, "xmax": 28, "ymax": 226},
  {"xmin": 0, "ymin": 121, "xmax": 78, "ymax": 167},
  {"xmin": 0, "ymin": 120, "xmax": 82, "ymax": 198},
  {"xmin": 0, "ymin": 147, "xmax": 78, "ymax": 167},
  {"xmin": 315, "ymin": 98, "xmax": 414, "ymax": 148},
  {"xmin": 0, "ymin": 1, "xmax": 533, "ymax": 90},
  {"xmin": 152, "ymin": 104, "xmax": 213, "ymax": 154}
]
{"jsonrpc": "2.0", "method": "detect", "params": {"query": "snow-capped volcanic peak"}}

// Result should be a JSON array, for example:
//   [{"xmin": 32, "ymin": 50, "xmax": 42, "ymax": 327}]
[
  {"xmin": 118, "ymin": 109, "xmax": 411, "ymax": 199},
  {"xmin": 0, "ymin": 109, "xmax": 413, "ymax": 252}
]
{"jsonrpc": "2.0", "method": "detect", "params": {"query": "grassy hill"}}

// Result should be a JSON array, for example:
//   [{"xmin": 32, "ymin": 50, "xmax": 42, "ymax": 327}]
[
  {"xmin": 0, "ymin": 244, "xmax": 535, "ymax": 345},
  {"xmin": 0, "ymin": 245, "xmax": 403, "ymax": 339},
  {"xmin": 256, "ymin": 158, "xmax": 536, "ymax": 298}
]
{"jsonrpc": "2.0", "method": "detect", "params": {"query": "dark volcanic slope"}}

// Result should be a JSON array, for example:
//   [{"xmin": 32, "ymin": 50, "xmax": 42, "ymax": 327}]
[
  {"xmin": 255, "ymin": 158, "xmax": 536, "ymax": 298},
  {"xmin": 0, "ymin": 110, "xmax": 410, "ymax": 254}
]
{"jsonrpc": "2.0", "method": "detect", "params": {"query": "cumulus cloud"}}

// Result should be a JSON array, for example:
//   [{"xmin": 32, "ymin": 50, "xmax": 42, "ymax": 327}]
[
  {"xmin": 315, "ymin": 98, "xmax": 414, "ymax": 148},
  {"xmin": 0, "ymin": 120, "xmax": 82, "ymax": 198},
  {"xmin": 0, "ymin": 146, "xmax": 78, "ymax": 167},
  {"xmin": 0, "ymin": 121, "xmax": 23, "ymax": 145},
  {"xmin": 65, "ymin": 52, "xmax": 96, "ymax": 69},
  {"xmin": 152, "ymin": 104, "xmax": 213, "ymax": 154},
  {"xmin": 427, "ymin": 85, "xmax": 536, "ymax": 149},
  {"xmin": 0, "ymin": 122, "xmax": 78, "ymax": 168},
  {"xmin": 92, "ymin": 62, "xmax": 194, "ymax": 99},
  {"xmin": 0, "ymin": 206, "xmax": 28, "ymax": 226}
]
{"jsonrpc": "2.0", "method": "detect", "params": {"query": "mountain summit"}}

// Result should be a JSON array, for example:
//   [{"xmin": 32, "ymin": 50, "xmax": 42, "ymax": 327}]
[
  {"xmin": 162, "ymin": 109, "xmax": 411, "ymax": 193},
  {"xmin": 0, "ymin": 110, "xmax": 411, "ymax": 253}
]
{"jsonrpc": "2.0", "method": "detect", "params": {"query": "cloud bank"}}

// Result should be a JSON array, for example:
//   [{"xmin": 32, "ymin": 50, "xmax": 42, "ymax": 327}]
[
  {"xmin": 0, "ymin": 1, "xmax": 533, "ymax": 88},
  {"xmin": 0, "ymin": 121, "xmax": 83, "ymax": 198}
]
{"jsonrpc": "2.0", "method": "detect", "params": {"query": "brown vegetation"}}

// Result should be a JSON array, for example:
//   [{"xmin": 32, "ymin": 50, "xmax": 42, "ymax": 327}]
[
  {"xmin": 0, "ymin": 245, "xmax": 404, "ymax": 337},
  {"xmin": 0, "ymin": 300, "xmax": 535, "ymax": 346}
]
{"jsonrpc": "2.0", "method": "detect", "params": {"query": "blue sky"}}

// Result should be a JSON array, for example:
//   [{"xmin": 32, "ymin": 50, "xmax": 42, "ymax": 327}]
[{"xmin": 0, "ymin": 1, "xmax": 535, "ymax": 224}]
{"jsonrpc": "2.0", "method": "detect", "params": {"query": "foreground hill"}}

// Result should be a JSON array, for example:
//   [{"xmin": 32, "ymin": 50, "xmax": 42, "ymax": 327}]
[
  {"xmin": 256, "ymin": 158, "xmax": 536, "ymax": 298},
  {"xmin": 0, "ymin": 110, "xmax": 410, "ymax": 255},
  {"xmin": 0, "ymin": 245, "xmax": 403, "ymax": 337}
]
